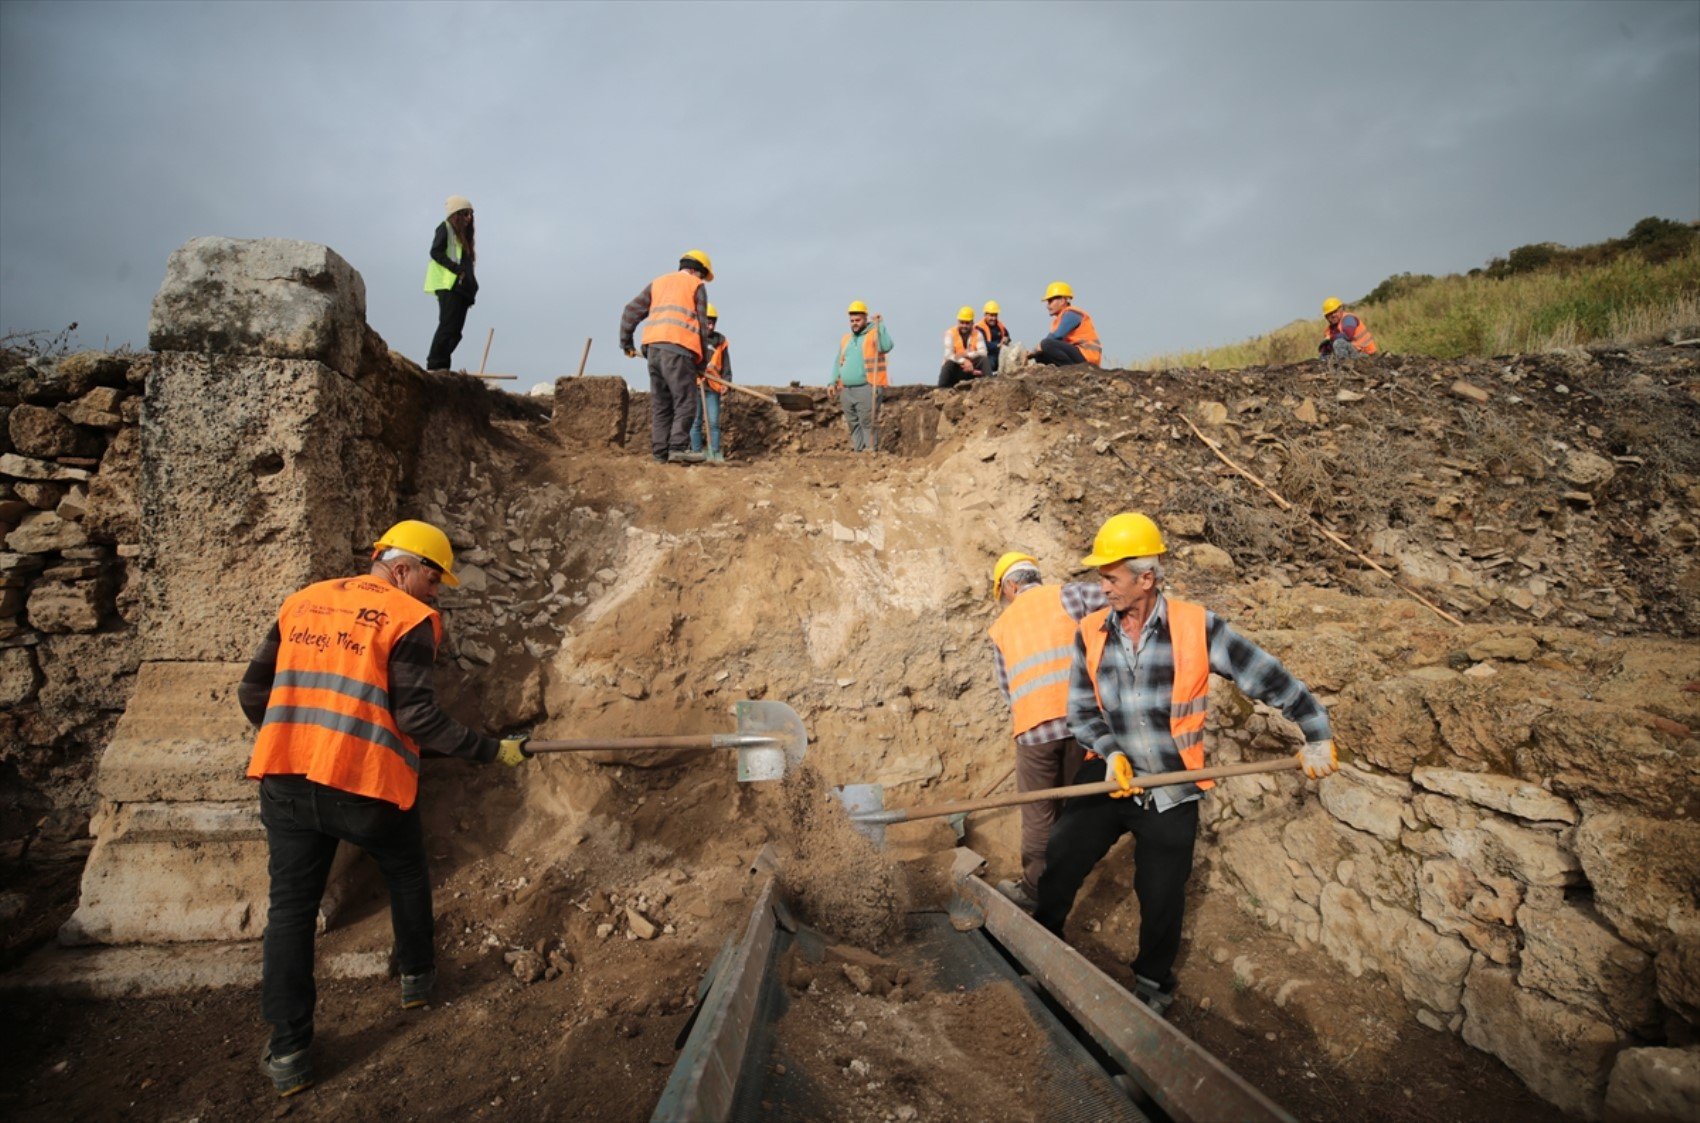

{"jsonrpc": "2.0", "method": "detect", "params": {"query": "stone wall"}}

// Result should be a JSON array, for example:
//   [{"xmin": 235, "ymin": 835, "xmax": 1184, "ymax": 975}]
[
  {"xmin": 1200, "ymin": 600, "xmax": 1699, "ymax": 1119},
  {"xmin": 1, "ymin": 349, "xmax": 147, "ymax": 840}
]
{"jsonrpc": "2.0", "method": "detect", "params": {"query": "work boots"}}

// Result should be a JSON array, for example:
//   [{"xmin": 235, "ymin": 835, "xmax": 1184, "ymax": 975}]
[
  {"xmin": 400, "ymin": 966, "xmax": 437, "ymax": 1009},
  {"xmin": 669, "ymin": 450, "xmax": 706, "ymax": 464},
  {"xmin": 261, "ymin": 1047, "xmax": 313, "ymax": 1097},
  {"xmin": 995, "ymin": 878, "xmax": 1037, "ymax": 913}
]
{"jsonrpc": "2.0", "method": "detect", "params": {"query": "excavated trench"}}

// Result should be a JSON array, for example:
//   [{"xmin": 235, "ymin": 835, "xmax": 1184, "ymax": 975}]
[{"xmin": 2, "ymin": 241, "xmax": 1698, "ymax": 1122}]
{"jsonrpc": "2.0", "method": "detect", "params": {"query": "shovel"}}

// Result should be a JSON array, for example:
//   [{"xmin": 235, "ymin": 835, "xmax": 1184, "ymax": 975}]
[
  {"xmin": 525, "ymin": 700, "xmax": 807, "ymax": 782},
  {"xmin": 839, "ymin": 757, "xmax": 1303, "ymax": 846}
]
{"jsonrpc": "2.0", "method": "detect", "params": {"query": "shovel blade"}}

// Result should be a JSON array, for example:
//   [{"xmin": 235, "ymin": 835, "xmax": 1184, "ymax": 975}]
[
  {"xmin": 734, "ymin": 700, "xmax": 807, "ymax": 782},
  {"xmin": 834, "ymin": 783, "xmax": 887, "ymax": 848}
]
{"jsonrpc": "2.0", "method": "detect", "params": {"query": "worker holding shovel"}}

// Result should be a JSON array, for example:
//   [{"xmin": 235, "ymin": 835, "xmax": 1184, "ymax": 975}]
[
  {"xmin": 1034, "ymin": 513, "xmax": 1339, "ymax": 1016},
  {"xmin": 240, "ymin": 520, "xmax": 533, "ymax": 1097},
  {"xmin": 691, "ymin": 303, "xmax": 732, "ymax": 464}
]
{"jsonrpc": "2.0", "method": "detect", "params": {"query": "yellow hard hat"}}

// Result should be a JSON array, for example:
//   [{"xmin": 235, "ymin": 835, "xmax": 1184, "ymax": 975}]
[
  {"xmin": 1080, "ymin": 513, "xmax": 1166, "ymax": 569},
  {"xmin": 706, "ymin": 303, "xmax": 719, "ymax": 319},
  {"xmin": 847, "ymin": 300, "xmax": 869, "ymax": 314},
  {"xmin": 1321, "ymin": 296, "xmax": 1343, "ymax": 315},
  {"xmin": 1044, "ymin": 281, "xmax": 1074, "ymax": 301},
  {"xmin": 983, "ymin": 301, "xmax": 1001, "ymax": 315},
  {"xmin": 373, "ymin": 519, "xmax": 460, "ymax": 587},
  {"xmin": 957, "ymin": 306, "xmax": 974, "ymax": 322},
  {"xmin": 680, "ymin": 249, "xmax": 715, "ymax": 281},
  {"xmin": 991, "ymin": 551, "xmax": 1038, "ymax": 600}
]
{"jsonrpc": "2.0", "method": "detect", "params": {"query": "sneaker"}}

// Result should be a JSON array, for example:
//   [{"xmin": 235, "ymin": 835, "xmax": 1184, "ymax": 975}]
[
  {"xmin": 1132, "ymin": 974, "xmax": 1175, "ymax": 1016},
  {"xmin": 995, "ymin": 878, "xmax": 1037, "ymax": 913},
  {"xmin": 261, "ymin": 1047, "xmax": 313, "ymax": 1097},
  {"xmin": 669, "ymin": 450, "xmax": 706, "ymax": 464},
  {"xmin": 705, "ymin": 452, "xmax": 727, "ymax": 466},
  {"xmin": 400, "ymin": 966, "xmax": 437, "ymax": 1009}
]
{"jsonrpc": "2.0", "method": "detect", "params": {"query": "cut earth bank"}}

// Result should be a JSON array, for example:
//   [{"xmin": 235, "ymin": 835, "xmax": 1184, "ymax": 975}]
[{"xmin": 1, "ymin": 238, "xmax": 1696, "ymax": 1122}]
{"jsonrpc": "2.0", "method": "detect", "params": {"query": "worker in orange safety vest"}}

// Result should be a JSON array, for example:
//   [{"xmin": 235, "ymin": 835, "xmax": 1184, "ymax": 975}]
[
  {"xmin": 621, "ymin": 250, "xmax": 715, "ymax": 464},
  {"xmin": 241, "ymin": 520, "xmax": 532, "ymax": 1097},
  {"xmin": 986, "ymin": 551, "xmax": 1107, "ymax": 912},
  {"xmin": 1318, "ymin": 296, "xmax": 1378, "ymax": 359},
  {"xmin": 1033, "ymin": 513, "xmax": 1339, "ymax": 1015},
  {"xmin": 939, "ymin": 305, "xmax": 990, "ymax": 389},
  {"xmin": 1033, "ymin": 281, "xmax": 1102, "ymax": 366}
]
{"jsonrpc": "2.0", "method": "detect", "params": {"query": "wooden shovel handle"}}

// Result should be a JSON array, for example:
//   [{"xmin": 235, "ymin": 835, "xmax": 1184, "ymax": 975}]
[
  {"xmin": 859, "ymin": 757, "xmax": 1303, "ymax": 825},
  {"xmin": 525, "ymin": 734, "xmax": 774, "ymax": 754}
]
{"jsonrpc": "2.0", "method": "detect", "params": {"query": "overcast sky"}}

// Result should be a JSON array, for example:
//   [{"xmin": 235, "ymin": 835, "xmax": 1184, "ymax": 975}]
[{"xmin": 2, "ymin": 1, "xmax": 1696, "ymax": 392}]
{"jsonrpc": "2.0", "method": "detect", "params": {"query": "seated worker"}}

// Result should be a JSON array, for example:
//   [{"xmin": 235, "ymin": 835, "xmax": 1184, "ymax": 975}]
[
  {"xmin": 1034, "ymin": 281, "xmax": 1102, "ymax": 367},
  {"xmin": 1318, "ymin": 296, "xmax": 1377, "ymax": 359},
  {"xmin": 939, "ymin": 306, "xmax": 990, "ymax": 389},
  {"xmin": 980, "ymin": 301, "xmax": 1012, "ymax": 373},
  {"xmin": 692, "ymin": 303, "xmax": 732, "ymax": 464}
]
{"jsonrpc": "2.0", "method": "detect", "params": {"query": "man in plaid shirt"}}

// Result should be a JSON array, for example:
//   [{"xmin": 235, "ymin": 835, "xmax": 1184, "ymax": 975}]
[{"xmin": 1034, "ymin": 513, "xmax": 1339, "ymax": 1014}]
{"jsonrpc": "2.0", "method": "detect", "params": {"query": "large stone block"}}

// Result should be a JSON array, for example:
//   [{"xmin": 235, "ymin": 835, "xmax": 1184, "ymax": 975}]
[
  {"xmin": 0, "ymin": 645, "xmax": 40, "ymax": 707},
  {"xmin": 148, "ymin": 237, "xmax": 368, "ymax": 376},
  {"xmin": 1317, "ymin": 765, "xmax": 1411, "ymax": 840},
  {"xmin": 1527, "ymin": 700, "xmax": 1692, "ymax": 817},
  {"xmin": 1573, "ymin": 812, "xmax": 1700, "ymax": 950},
  {"xmin": 1320, "ymin": 882, "xmax": 1472, "ymax": 1014},
  {"xmin": 1412, "ymin": 766, "xmax": 1577, "ymax": 824},
  {"xmin": 5, "ymin": 509, "xmax": 89, "ymax": 553},
  {"xmin": 83, "ymin": 426, "xmax": 141, "ymax": 544},
  {"xmin": 24, "ymin": 578, "xmax": 109, "ymax": 633},
  {"xmin": 551, "ymin": 376, "xmax": 630, "ymax": 447},
  {"xmin": 1461, "ymin": 961, "xmax": 1622, "ymax": 1119},
  {"xmin": 36, "ymin": 631, "xmax": 138, "ymax": 724},
  {"xmin": 1217, "ymin": 817, "xmax": 1309, "ymax": 938},
  {"xmin": 1418, "ymin": 858, "xmax": 1521, "ymax": 964},
  {"xmin": 59, "ymin": 800, "xmax": 267, "ymax": 946},
  {"xmin": 1656, "ymin": 918, "xmax": 1700, "ymax": 1025},
  {"xmin": 1518, "ymin": 895, "xmax": 1659, "ymax": 1032},
  {"xmin": 96, "ymin": 661, "xmax": 255, "ymax": 803},
  {"xmin": 1605, "ymin": 1046, "xmax": 1700, "ymax": 1123},
  {"xmin": 1444, "ymin": 814, "xmax": 1582, "ymax": 888},
  {"xmin": 8, "ymin": 403, "xmax": 105, "ymax": 458},
  {"xmin": 1330, "ymin": 677, "xmax": 1445, "ymax": 772}
]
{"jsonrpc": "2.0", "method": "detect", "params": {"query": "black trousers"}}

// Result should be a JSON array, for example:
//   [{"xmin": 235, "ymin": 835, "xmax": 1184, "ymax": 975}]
[
  {"xmin": 938, "ymin": 354, "xmax": 994, "ymax": 388},
  {"xmin": 426, "ymin": 289, "xmax": 472, "ymax": 370},
  {"xmin": 647, "ymin": 345, "xmax": 702, "ymax": 459},
  {"xmin": 259, "ymin": 775, "xmax": 433, "ymax": 1055},
  {"xmin": 1033, "ymin": 757, "xmax": 1200, "ymax": 993},
  {"xmin": 1033, "ymin": 338, "xmax": 1087, "ymax": 366}
]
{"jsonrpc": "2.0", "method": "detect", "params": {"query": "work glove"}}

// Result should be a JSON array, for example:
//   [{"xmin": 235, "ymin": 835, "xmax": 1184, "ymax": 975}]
[
  {"xmin": 497, "ymin": 738, "xmax": 532, "ymax": 768},
  {"xmin": 1106, "ymin": 752, "xmax": 1144, "ymax": 799},
  {"xmin": 1299, "ymin": 739, "xmax": 1339, "ymax": 780},
  {"xmin": 624, "ymin": 348, "xmax": 638, "ymax": 358}
]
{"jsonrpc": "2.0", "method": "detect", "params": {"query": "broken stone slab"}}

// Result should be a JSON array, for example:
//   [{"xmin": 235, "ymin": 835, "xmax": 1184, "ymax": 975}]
[
  {"xmin": 5, "ymin": 510, "xmax": 90, "ymax": 553},
  {"xmin": 1604, "ymin": 1046, "xmax": 1700, "ymax": 1123},
  {"xmin": 57, "ymin": 386, "xmax": 126, "ymax": 429},
  {"xmin": 95, "ymin": 661, "xmax": 256, "ymax": 803},
  {"xmin": 550, "ymin": 376, "xmax": 630, "ymax": 447},
  {"xmin": 149, "ymin": 237, "xmax": 369, "ymax": 377},
  {"xmin": 0, "ymin": 941, "xmax": 387, "ymax": 1000},
  {"xmin": 0, "ymin": 645, "xmax": 41, "ymax": 707},
  {"xmin": 23, "ymin": 578, "xmax": 109, "ymax": 633},
  {"xmin": 8, "ymin": 403, "xmax": 106, "ymax": 458},
  {"xmin": 1560, "ymin": 449, "xmax": 1616, "ymax": 489},
  {"xmin": 1417, "ymin": 858, "xmax": 1521, "ymax": 964},
  {"xmin": 1573, "ymin": 812, "xmax": 1700, "ymax": 950},
  {"xmin": 1443, "ymin": 815, "xmax": 1582, "ymax": 888},
  {"xmin": 1461, "ymin": 961, "xmax": 1622, "ymax": 1119},
  {"xmin": 1319, "ymin": 882, "xmax": 1472, "ymax": 1014},
  {"xmin": 0, "ymin": 452, "xmax": 92, "ymax": 482},
  {"xmin": 1463, "ymin": 634, "xmax": 1539, "ymax": 662},
  {"xmin": 1411, "ymin": 767, "xmax": 1577, "ymax": 824},
  {"xmin": 1517, "ymin": 894, "xmax": 1659, "ymax": 1032},
  {"xmin": 625, "ymin": 906, "xmax": 657, "ymax": 940},
  {"xmin": 1317, "ymin": 766, "xmax": 1412, "ymax": 841},
  {"xmin": 1450, "ymin": 379, "xmax": 1491, "ymax": 404},
  {"xmin": 1183, "ymin": 542, "xmax": 1235, "ymax": 575}
]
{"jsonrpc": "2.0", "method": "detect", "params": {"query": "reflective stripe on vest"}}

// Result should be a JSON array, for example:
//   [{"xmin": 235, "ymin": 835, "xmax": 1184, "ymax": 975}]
[
  {"xmin": 641, "ymin": 271, "xmax": 705, "ymax": 358},
  {"xmin": 946, "ymin": 324, "xmax": 987, "ymax": 358},
  {"xmin": 1052, "ymin": 306, "xmax": 1102, "ymax": 363},
  {"xmin": 423, "ymin": 223, "xmax": 463, "ymax": 294},
  {"xmin": 1078, "ymin": 598, "xmax": 1214, "ymax": 789},
  {"xmin": 838, "ymin": 329, "xmax": 890, "ymax": 387},
  {"xmin": 987, "ymin": 585, "xmax": 1078, "ymax": 735},
  {"xmin": 247, "ymin": 576, "xmax": 441, "ymax": 810},
  {"xmin": 1328, "ymin": 314, "xmax": 1378, "ymax": 354}
]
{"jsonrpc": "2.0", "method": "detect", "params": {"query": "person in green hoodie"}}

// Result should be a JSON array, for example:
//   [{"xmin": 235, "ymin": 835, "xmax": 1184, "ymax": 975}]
[{"xmin": 829, "ymin": 300, "xmax": 893, "ymax": 452}]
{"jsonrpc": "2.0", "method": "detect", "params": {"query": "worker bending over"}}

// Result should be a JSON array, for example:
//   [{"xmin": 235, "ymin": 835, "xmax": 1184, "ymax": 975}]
[
  {"xmin": 1318, "ymin": 296, "xmax": 1377, "ymax": 360},
  {"xmin": 1033, "ymin": 281, "xmax": 1102, "ymax": 367},
  {"xmin": 980, "ymin": 301, "xmax": 1013, "ymax": 373},
  {"xmin": 242, "ymin": 520, "xmax": 532, "ymax": 1097},
  {"xmin": 691, "ymin": 304, "xmax": 732, "ymax": 464},
  {"xmin": 987, "ymin": 552, "xmax": 1106, "ymax": 912},
  {"xmin": 939, "ymin": 305, "xmax": 990, "ymax": 388},
  {"xmin": 830, "ymin": 300, "xmax": 893, "ymax": 453},
  {"xmin": 1035, "ymin": 513, "xmax": 1338, "ymax": 1015},
  {"xmin": 621, "ymin": 250, "xmax": 715, "ymax": 464}
]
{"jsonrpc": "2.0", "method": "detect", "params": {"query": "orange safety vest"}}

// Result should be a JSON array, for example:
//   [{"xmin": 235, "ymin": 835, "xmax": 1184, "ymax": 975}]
[
  {"xmin": 700, "ymin": 338, "xmax": 730, "ymax": 392},
  {"xmin": 837, "ymin": 328, "xmax": 890, "ymax": 387},
  {"xmin": 1326, "ymin": 313, "xmax": 1378, "ymax": 354},
  {"xmin": 1051, "ymin": 306, "xmax": 1102, "ymax": 364},
  {"xmin": 988, "ymin": 585, "xmax": 1079, "ymax": 736},
  {"xmin": 247, "ymin": 576, "xmax": 442, "ymax": 811},
  {"xmin": 641, "ymin": 271, "xmax": 705, "ymax": 359},
  {"xmin": 1078, "ymin": 598, "xmax": 1214, "ymax": 790},
  {"xmin": 945, "ymin": 323, "xmax": 988, "ymax": 358},
  {"xmin": 980, "ymin": 318, "xmax": 1010, "ymax": 346}
]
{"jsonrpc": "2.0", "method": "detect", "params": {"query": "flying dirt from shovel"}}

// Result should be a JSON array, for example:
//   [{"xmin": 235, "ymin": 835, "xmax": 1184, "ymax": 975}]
[{"xmin": 774, "ymin": 765, "xmax": 911, "ymax": 950}]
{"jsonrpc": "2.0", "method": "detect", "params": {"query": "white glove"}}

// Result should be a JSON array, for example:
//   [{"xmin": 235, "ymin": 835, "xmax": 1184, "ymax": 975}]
[{"xmin": 1300, "ymin": 739, "xmax": 1338, "ymax": 780}]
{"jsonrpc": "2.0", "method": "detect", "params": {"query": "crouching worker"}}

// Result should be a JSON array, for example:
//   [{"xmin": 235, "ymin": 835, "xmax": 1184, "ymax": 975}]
[
  {"xmin": 1034, "ymin": 513, "xmax": 1339, "ymax": 1015},
  {"xmin": 241, "ymin": 519, "xmax": 533, "ymax": 1097},
  {"xmin": 1318, "ymin": 296, "xmax": 1377, "ymax": 359}
]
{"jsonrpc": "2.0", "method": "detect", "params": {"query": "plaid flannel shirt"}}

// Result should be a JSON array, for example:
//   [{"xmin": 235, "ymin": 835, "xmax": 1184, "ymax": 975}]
[
  {"xmin": 1068, "ymin": 592, "xmax": 1332, "ymax": 811},
  {"xmin": 991, "ymin": 581, "xmax": 1108, "ymax": 746}
]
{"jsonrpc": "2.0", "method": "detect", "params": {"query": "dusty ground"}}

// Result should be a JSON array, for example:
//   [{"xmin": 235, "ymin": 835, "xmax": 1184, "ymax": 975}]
[{"xmin": 5, "ymin": 348, "xmax": 1698, "ymax": 1119}]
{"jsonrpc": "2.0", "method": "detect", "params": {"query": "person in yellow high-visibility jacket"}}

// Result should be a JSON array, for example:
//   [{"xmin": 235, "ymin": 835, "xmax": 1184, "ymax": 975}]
[{"xmin": 423, "ymin": 196, "xmax": 477, "ymax": 372}]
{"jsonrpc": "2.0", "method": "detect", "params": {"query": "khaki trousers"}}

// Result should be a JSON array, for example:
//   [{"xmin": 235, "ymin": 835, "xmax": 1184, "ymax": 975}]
[{"xmin": 1015, "ymin": 735, "xmax": 1084, "ymax": 896}]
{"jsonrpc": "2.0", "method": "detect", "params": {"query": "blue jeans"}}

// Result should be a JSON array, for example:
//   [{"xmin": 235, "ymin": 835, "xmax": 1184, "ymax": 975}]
[
  {"xmin": 259, "ymin": 775, "xmax": 433, "ymax": 1055},
  {"xmin": 690, "ymin": 388, "xmax": 722, "ymax": 455}
]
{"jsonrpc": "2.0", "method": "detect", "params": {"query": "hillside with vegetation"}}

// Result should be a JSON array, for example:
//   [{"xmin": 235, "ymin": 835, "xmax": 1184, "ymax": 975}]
[{"xmin": 1138, "ymin": 217, "xmax": 1700, "ymax": 369}]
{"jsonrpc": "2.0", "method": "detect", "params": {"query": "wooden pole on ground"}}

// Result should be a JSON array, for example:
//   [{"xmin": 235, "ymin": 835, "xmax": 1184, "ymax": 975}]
[{"xmin": 477, "ymin": 328, "xmax": 494, "ymax": 377}]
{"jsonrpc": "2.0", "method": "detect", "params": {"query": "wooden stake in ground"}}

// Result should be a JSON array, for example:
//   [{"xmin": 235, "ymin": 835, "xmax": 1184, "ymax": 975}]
[
  {"xmin": 1178, "ymin": 412, "xmax": 1464, "ymax": 627},
  {"xmin": 575, "ymin": 338, "xmax": 593, "ymax": 377},
  {"xmin": 476, "ymin": 328, "xmax": 494, "ymax": 377}
]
